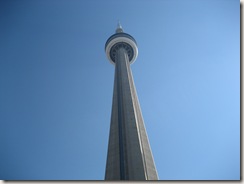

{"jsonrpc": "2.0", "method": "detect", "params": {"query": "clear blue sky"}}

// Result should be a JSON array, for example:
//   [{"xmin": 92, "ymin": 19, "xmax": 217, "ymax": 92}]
[{"xmin": 0, "ymin": 0, "xmax": 240, "ymax": 180}]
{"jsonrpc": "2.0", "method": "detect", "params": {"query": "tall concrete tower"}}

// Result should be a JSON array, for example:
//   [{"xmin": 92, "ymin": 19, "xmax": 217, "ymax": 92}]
[{"xmin": 104, "ymin": 23, "xmax": 158, "ymax": 180}]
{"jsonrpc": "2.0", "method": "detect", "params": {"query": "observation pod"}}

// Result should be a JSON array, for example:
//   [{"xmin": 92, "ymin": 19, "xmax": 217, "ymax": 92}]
[{"xmin": 105, "ymin": 23, "xmax": 138, "ymax": 65}]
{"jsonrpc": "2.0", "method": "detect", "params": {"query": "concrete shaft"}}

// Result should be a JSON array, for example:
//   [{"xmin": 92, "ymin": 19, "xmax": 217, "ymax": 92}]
[{"xmin": 105, "ymin": 47, "xmax": 158, "ymax": 180}]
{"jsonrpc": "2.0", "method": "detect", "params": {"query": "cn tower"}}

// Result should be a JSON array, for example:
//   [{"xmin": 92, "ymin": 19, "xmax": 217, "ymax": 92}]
[{"xmin": 104, "ymin": 23, "xmax": 158, "ymax": 180}]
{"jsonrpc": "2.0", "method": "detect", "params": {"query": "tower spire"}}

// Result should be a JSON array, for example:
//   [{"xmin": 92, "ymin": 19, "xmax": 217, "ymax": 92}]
[
  {"xmin": 116, "ymin": 20, "xmax": 123, "ymax": 33},
  {"xmin": 105, "ymin": 26, "xmax": 158, "ymax": 180}
]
